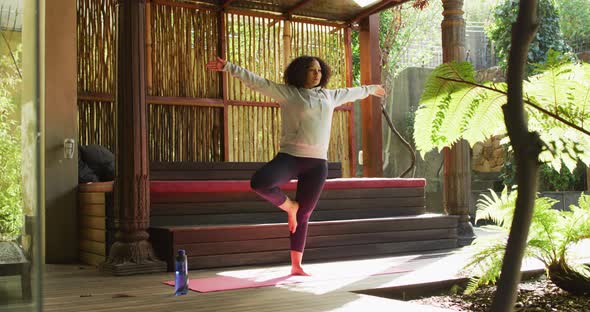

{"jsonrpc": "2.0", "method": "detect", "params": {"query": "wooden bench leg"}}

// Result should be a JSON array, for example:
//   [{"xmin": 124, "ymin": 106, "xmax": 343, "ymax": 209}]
[{"xmin": 21, "ymin": 262, "xmax": 32, "ymax": 300}]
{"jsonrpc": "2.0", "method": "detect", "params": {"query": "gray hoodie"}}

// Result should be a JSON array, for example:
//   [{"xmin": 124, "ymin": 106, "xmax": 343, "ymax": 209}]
[{"xmin": 224, "ymin": 62, "xmax": 378, "ymax": 160}]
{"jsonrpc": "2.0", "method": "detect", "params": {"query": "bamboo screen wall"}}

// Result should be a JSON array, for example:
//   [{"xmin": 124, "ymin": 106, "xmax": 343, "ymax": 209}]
[
  {"xmin": 148, "ymin": 2, "xmax": 223, "ymax": 161},
  {"xmin": 77, "ymin": 0, "xmax": 353, "ymax": 175},
  {"xmin": 77, "ymin": 0, "xmax": 116, "ymax": 151},
  {"xmin": 225, "ymin": 13, "xmax": 284, "ymax": 163}
]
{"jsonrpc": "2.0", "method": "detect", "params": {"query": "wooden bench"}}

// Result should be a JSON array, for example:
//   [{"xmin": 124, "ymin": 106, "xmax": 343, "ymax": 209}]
[
  {"xmin": 76, "ymin": 161, "xmax": 340, "ymax": 265},
  {"xmin": 148, "ymin": 178, "xmax": 459, "ymax": 270},
  {"xmin": 149, "ymin": 178, "xmax": 429, "ymax": 226},
  {"xmin": 77, "ymin": 162, "xmax": 459, "ymax": 270},
  {"xmin": 78, "ymin": 182, "xmax": 114, "ymax": 266}
]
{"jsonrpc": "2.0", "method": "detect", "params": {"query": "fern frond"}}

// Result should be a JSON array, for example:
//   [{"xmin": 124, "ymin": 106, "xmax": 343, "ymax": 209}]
[
  {"xmin": 475, "ymin": 187, "xmax": 517, "ymax": 227},
  {"xmin": 438, "ymin": 84, "xmax": 490, "ymax": 146},
  {"xmin": 462, "ymin": 84, "xmax": 507, "ymax": 144},
  {"xmin": 525, "ymin": 63, "xmax": 581, "ymax": 112},
  {"xmin": 414, "ymin": 59, "xmax": 590, "ymax": 172},
  {"xmin": 463, "ymin": 237, "xmax": 507, "ymax": 271},
  {"xmin": 414, "ymin": 61, "xmax": 478, "ymax": 156},
  {"xmin": 464, "ymin": 190, "xmax": 590, "ymax": 295},
  {"xmin": 524, "ymin": 62, "xmax": 590, "ymax": 172},
  {"xmin": 579, "ymin": 63, "xmax": 590, "ymax": 114},
  {"xmin": 557, "ymin": 195, "xmax": 590, "ymax": 257},
  {"xmin": 526, "ymin": 239, "xmax": 555, "ymax": 266},
  {"xmin": 463, "ymin": 245, "xmax": 505, "ymax": 294}
]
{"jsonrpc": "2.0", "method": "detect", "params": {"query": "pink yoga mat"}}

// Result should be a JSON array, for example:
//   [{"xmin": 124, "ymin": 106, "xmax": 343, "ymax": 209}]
[{"xmin": 164, "ymin": 266, "xmax": 411, "ymax": 293}]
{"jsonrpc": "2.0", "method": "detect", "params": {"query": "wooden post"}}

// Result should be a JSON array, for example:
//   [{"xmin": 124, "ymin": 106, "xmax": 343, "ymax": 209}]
[
  {"xmin": 101, "ymin": 0, "xmax": 166, "ymax": 275},
  {"xmin": 441, "ymin": 0, "xmax": 475, "ymax": 246},
  {"xmin": 145, "ymin": 0, "xmax": 153, "ymax": 96},
  {"xmin": 283, "ymin": 20, "xmax": 292, "ymax": 67},
  {"xmin": 359, "ymin": 14, "xmax": 383, "ymax": 177},
  {"xmin": 220, "ymin": 10, "xmax": 229, "ymax": 161},
  {"xmin": 344, "ymin": 26, "xmax": 356, "ymax": 177}
]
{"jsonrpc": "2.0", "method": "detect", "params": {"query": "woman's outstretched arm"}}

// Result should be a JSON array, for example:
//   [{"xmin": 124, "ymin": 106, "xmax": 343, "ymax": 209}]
[
  {"xmin": 329, "ymin": 85, "xmax": 385, "ymax": 108},
  {"xmin": 207, "ymin": 57, "xmax": 291, "ymax": 102}
]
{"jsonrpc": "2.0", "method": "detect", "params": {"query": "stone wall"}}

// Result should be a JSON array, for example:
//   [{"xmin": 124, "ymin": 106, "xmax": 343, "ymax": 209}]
[
  {"xmin": 380, "ymin": 67, "xmax": 445, "ymax": 213},
  {"xmin": 472, "ymin": 66, "xmax": 506, "ymax": 174},
  {"xmin": 472, "ymin": 135, "xmax": 504, "ymax": 173}
]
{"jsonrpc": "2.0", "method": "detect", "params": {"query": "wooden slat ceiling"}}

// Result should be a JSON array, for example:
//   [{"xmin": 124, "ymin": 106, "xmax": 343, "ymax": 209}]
[{"xmin": 183, "ymin": 0, "xmax": 414, "ymax": 24}]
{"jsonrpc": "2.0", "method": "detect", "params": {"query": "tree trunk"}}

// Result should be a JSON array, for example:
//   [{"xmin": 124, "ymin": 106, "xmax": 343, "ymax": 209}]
[{"xmin": 491, "ymin": 1, "xmax": 542, "ymax": 311}]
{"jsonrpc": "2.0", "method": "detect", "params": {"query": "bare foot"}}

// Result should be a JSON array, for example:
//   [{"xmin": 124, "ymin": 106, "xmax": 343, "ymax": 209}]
[
  {"xmin": 291, "ymin": 266, "xmax": 311, "ymax": 276},
  {"xmin": 288, "ymin": 201, "xmax": 299, "ymax": 234}
]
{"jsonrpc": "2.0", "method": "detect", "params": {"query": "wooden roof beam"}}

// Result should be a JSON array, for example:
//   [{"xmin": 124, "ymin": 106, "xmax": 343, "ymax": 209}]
[
  {"xmin": 267, "ymin": 0, "xmax": 314, "ymax": 26},
  {"xmin": 348, "ymin": 0, "xmax": 399, "ymax": 25},
  {"xmin": 285, "ymin": 0, "xmax": 314, "ymax": 16},
  {"xmin": 222, "ymin": 0, "xmax": 238, "ymax": 9}
]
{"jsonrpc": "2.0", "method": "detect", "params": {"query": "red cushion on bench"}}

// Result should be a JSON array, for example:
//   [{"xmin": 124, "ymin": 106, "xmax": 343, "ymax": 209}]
[{"xmin": 150, "ymin": 178, "xmax": 425, "ymax": 193}]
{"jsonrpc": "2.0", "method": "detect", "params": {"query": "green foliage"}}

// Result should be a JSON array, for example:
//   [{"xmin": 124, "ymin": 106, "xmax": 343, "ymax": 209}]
[
  {"xmin": 556, "ymin": 0, "xmax": 590, "ymax": 48},
  {"xmin": 500, "ymin": 150, "xmax": 586, "ymax": 191},
  {"xmin": 0, "ymin": 44, "xmax": 23, "ymax": 241},
  {"xmin": 464, "ymin": 188, "xmax": 590, "ymax": 293},
  {"xmin": 525, "ymin": 52, "xmax": 590, "ymax": 172},
  {"xmin": 487, "ymin": 0, "xmax": 572, "ymax": 73},
  {"xmin": 463, "ymin": 0, "xmax": 502, "ymax": 23},
  {"xmin": 413, "ymin": 56, "xmax": 590, "ymax": 174},
  {"xmin": 538, "ymin": 162, "xmax": 586, "ymax": 191},
  {"xmin": 351, "ymin": 1, "xmax": 442, "ymax": 85},
  {"xmin": 414, "ymin": 61, "xmax": 506, "ymax": 156},
  {"xmin": 379, "ymin": 2, "xmax": 442, "ymax": 78}
]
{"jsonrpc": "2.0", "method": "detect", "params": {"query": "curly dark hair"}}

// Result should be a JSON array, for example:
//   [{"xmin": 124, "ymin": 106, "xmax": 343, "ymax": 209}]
[{"xmin": 283, "ymin": 56, "xmax": 332, "ymax": 88}]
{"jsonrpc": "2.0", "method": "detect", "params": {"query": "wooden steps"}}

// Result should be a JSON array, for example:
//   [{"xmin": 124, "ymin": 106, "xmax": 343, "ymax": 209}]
[
  {"xmin": 149, "ymin": 214, "xmax": 458, "ymax": 270},
  {"xmin": 147, "ymin": 170, "xmax": 456, "ymax": 271},
  {"xmin": 77, "ymin": 162, "xmax": 460, "ymax": 271},
  {"xmin": 151, "ymin": 187, "xmax": 426, "ymax": 226}
]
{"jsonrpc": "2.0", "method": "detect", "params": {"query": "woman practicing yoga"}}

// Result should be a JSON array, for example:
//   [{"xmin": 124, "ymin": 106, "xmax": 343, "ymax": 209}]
[{"xmin": 207, "ymin": 56, "xmax": 385, "ymax": 275}]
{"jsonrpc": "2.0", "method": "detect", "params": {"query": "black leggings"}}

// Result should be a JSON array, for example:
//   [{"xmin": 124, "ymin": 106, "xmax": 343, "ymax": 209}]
[{"xmin": 250, "ymin": 153, "xmax": 328, "ymax": 252}]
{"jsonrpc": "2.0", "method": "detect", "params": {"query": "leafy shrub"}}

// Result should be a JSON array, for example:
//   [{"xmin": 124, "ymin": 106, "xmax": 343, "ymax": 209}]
[
  {"xmin": 465, "ymin": 188, "xmax": 590, "ymax": 294},
  {"xmin": 0, "ymin": 47, "xmax": 22, "ymax": 241},
  {"xmin": 556, "ymin": 0, "xmax": 590, "ymax": 50},
  {"xmin": 0, "ymin": 94, "xmax": 22, "ymax": 241},
  {"xmin": 487, "ymin": 0, "xmax": 572, "ymax": 74},
  {"xmin": 500, "ymin": 149, "xmax": 586, "ymax": 191}
]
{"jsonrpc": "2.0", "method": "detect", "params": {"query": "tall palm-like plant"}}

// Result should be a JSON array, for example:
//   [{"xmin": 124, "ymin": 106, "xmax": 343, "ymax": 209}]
[{"xmin": 464, "ymin": 188, "xmax": 590, "ymax": 295}]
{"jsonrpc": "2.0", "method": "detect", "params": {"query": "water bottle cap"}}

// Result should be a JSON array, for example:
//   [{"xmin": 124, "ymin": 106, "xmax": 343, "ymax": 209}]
[{"xmin": 178, "ymin": 249, "xmax": 186, "ymax": 256}]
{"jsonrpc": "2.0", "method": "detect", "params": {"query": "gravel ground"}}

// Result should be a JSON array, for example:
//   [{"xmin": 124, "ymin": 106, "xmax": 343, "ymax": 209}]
[{"xmin": 410, "ymin": 278, "xmax": 590, "ymax": 311}]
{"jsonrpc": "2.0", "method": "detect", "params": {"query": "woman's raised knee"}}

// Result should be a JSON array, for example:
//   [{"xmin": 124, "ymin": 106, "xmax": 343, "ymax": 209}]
[{"xmin": 250, "ymin": 175, "xmax": 267, "ymax": 192}]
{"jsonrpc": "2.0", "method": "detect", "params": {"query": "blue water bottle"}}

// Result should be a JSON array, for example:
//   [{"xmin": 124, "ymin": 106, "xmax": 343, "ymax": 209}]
[{"xmin": 174, "ymin": 249, "xmax": 189, "ymax": 296}]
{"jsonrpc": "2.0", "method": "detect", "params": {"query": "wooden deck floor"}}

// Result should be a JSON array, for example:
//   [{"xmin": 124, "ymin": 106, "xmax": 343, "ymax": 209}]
[
  {"xmin": 5, "ymin": 228, "xmax": 577, "ymax": 312},
  {"xmin": 1, "ymin": 248, "xmax": 474, "ymax": 312}
]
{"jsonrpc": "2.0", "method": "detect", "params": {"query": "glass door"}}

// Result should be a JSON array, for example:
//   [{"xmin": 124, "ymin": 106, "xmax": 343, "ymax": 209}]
[{"xmin": 0, "ymin": 0, "xmax": 42, "ymax": 310}]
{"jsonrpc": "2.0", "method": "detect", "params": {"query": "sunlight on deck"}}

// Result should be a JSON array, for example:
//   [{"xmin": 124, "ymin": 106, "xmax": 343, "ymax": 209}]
[{"xmin": 217, "ymin": 256, "xmax": 420, "ymax": 295}]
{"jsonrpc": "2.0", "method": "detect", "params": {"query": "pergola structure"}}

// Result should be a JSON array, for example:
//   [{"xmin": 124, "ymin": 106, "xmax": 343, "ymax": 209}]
[{"xmin": 49, "ymin": 0, "xmax": 475, "ymax": 274}]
